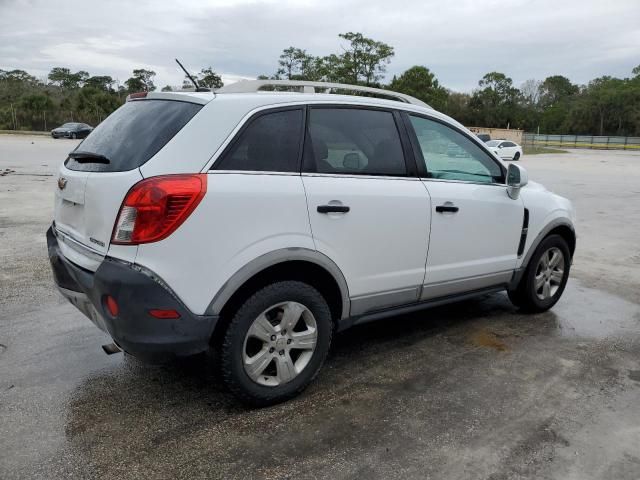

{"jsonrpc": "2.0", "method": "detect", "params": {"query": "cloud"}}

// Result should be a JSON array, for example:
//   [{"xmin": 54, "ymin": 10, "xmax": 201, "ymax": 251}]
[{"xmin": 1, "ymin": 0, "xmax": 638, "ymax": 91}]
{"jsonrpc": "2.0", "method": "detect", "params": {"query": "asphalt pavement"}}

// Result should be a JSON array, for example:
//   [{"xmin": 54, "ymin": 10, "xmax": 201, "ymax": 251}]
[{"xmin": 1, "ymin": 135, "xmax": 639, "ymax": 479}]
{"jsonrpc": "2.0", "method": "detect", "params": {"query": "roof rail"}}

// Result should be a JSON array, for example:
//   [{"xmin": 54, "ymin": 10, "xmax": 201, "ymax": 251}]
[{"xmin": 216, "ymin": 80, "xmax": 431, "ymax": 108}]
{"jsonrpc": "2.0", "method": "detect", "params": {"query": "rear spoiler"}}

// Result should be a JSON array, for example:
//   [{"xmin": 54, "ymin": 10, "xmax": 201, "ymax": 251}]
[{"xmin": 126, "ymin": 91, "xmax": 212, "ymax": 105}]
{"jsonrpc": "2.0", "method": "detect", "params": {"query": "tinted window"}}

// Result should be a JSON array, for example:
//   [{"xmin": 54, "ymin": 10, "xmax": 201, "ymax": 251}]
[
  {"xmin": 503, "ymin": 141, "xmax": 516, "ymax": 147},
  {"xmin": 304, "ymin": 108, "xmax": 406, "ymax": 176},
  {"xmin": 65, "ymin": 100, "xmax": 202, "ymax": 172},
  {"xmin": 409, "ymin": 115, "xmax": 503, "ymax": 183},
  {"xmin": 215, "ymin": 109, "xmax": 303, "ymax": 172}
]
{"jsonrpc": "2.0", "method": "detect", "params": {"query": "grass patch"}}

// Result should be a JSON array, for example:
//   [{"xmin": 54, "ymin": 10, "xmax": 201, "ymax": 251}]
[{"xmin": 523, "ymin": 145, "xmax": 568, "ymax": 155}]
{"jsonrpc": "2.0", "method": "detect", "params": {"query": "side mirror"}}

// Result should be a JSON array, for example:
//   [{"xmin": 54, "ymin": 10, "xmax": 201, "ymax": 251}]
[{"xmin": 506, "ymin": 163, "xmax": 528, "ymax": 200}]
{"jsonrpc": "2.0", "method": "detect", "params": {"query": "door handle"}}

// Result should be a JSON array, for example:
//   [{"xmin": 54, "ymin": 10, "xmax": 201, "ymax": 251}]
[
  {"xmin": 317, "ymin": 205, "xmax": 350, "ymax": 214},
  {"xmin": 435, "ymin": 205, "xmax": 459, "ymax": 213}
]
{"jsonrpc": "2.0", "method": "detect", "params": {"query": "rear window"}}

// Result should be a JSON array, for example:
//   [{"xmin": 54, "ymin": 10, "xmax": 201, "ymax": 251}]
[{"xmin": 65, "ymin": 100, "xmax": 202, "ymax": 172}]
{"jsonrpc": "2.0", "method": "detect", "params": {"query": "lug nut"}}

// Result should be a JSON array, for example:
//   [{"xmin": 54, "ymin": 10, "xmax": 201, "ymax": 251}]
[
  {"xmin": 282, "ymin": 329, "xmax": 287, "ymax": 335},
  {"xmin": 287, "ymin": 339, "xmax": 292, "ymax": 344},
  {"xmin": 279, "ymin": 350, "xmax": 285, "ymax": 356},
  {"xmin": 269, "ymin": 347, "xmax": 275, "ymax": 353},
  {"xmin": 270, "ymin": 335, "xmax": 276, "ymax": 341}
]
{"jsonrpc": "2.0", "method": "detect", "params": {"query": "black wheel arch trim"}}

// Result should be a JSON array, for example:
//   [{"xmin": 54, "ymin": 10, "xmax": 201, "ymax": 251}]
[
  {"xmin": 206, "ymin": 248, "xmax": 351, "ymax": 320},
  {"xmin": 509, "ymin": 218, "xmax": 576, "ymax": 289}
]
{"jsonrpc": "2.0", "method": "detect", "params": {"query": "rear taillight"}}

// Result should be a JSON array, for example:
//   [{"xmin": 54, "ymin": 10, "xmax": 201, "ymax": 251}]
[{"xmin": 112, "ymin": 174, "xmax": 207, "ymax": 245}]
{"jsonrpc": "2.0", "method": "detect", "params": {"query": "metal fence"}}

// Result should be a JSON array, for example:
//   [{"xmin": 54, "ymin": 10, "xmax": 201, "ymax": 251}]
[{"xmin": 523, "ymin": 133, "xmax": 640, "ymax": 151}]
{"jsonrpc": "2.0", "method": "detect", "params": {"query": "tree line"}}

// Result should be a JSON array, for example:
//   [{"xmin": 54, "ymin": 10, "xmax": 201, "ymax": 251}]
[
  {"xmin": 0, "ymin": 66, "xmax": 222, "ymax": 131},
  {"xmin": 260, "ymin": 33, "xmax": 640, "ymax": 136},
  {"xmin": 1, "ymin": 32, "xmax": 639, "ymax": 136}
]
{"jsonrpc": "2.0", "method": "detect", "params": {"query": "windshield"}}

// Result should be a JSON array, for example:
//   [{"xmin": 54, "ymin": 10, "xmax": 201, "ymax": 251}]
[
  {"xmin": 65, "ymin": 100, "xmax": 202, "ymax": 172},
  {"xmin": 486, "ymin": 140, "xmax": 501, "ymax": 147}
]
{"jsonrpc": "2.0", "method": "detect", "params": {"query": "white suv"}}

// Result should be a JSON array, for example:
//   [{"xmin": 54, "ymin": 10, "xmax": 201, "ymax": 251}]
[{"xmin": 47, "ymin": 81, "xmax": 576, "ymax": 405}]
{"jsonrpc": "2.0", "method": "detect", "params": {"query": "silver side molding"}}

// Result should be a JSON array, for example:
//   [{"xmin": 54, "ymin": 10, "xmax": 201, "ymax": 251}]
[
  {"xmin": 350, "ymin": 287, "xmax": 421, "ymax": 316},
  {"xmin": 421, "ymin": 271, "xmax": 513, "ymax": 300}
]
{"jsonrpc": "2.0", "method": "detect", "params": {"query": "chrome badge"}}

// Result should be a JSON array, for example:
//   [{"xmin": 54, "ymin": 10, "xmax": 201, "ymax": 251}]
[{"xmin": 57, "ymin": 177, "xmax": 67, "ymax": 190}]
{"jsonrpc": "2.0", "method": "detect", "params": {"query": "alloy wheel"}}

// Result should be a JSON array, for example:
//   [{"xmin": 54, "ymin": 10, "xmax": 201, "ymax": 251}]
[
  {"xmin": 534, "ymin": 247, "xmax": 565, "ymax": 300},
  {"xmin": 242, "ymin": 301, "xmax": 318, "ymax": 387}
]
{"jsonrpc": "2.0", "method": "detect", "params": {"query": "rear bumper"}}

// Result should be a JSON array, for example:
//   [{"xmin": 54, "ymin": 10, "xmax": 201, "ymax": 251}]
[{"xmin": 47, "ymin": 226, "xmax": 218, "ymax": 359}]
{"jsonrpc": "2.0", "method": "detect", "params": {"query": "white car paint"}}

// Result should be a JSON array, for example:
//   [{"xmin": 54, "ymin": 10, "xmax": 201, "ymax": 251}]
[
  {"xmin": 54, "ymin": 164, "xmax": 142, "ymax": 270},
  {"xmin": 52, "ymin": 88, "xmax": 574, "ymax": 318},
  {"xmin": 421, "ymin": 180, "xmax": 524, "ymax": 295},
  {"xmin": 488, "ymin": 140, "xmax": 523, "ymax": 161},
  {"xmin": 134, "ymin": 173, "xmax": 315, "ymax": 314},
  {"xmin": 301, "ymin": 175, "xmax": 430, "ymax": 305},
  {"xmin": 517, "ymin": 181, "xmax": 576, "ymax": 269}
]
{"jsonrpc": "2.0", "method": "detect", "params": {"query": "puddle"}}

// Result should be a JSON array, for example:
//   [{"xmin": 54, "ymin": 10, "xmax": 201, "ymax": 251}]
[
  {"xmin": 463, "ymin": 280, "xmax": 639, "ymax": 346},
  {"xmin": 469, "ymin": 330, "xmax": 510, "ymax": 351},
  {"xmin": 548, "ymin": 279, "xmax": 640, "ymax": 338}
]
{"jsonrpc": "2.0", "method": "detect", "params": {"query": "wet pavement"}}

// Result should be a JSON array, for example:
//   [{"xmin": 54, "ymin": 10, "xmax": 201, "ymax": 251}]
[{"xmin": 1, "ymin": 136, "xmax": 639, "ymax": 479}]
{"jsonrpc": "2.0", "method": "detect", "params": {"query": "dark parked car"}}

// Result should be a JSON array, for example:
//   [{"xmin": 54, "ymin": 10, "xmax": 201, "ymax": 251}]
[
  {"xmin": 51, "ymin": 123, "xmax": 93, "ymax": 139},
  {"xmin": 476, "ymin": 133, "xmax": 491, "ymax": 143}
]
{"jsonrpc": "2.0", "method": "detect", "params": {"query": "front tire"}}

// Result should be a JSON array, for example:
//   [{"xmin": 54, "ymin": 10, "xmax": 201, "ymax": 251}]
[
  {"xmin": 513, "ymin": 152, "xmax": 521, "ymax": 161},
  {"xmin": 508, "ymin": 234, "xmax": 570, "ymax": 313},
  {"xmin": 220, "ymin": 281, "xmax": 333, "ymax": 406}
]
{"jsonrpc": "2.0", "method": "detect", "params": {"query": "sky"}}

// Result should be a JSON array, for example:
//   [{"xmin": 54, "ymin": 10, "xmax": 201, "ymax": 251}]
[{"xmin": 1, "ymin": 0, "xmax": 639, "ymax": 92}]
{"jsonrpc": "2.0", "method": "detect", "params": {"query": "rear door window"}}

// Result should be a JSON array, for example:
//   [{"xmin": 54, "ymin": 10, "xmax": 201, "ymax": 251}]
[
  {"xmin": 213, "ymin": 108, "xmax": 303, "ymax": 172},
  {"xmin": 65, "ymin": 100, "xmax": 202, "ymax": 172},
  {"xmin": 303, "ymin": 108, "xmax": 407, "ymax": 176}
]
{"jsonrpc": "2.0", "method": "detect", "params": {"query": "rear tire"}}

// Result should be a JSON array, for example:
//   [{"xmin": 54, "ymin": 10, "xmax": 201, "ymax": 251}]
[
  {"xmin": 508, "ymin": 234, "xmax": 570, "ymax": 313},
  {"xmin": 513, "ymin": 152, "xmax": 521, "ymax": 161},
  {"xmin": 220, "ymin": 281, "xmax": 332, "ymax": 406}
]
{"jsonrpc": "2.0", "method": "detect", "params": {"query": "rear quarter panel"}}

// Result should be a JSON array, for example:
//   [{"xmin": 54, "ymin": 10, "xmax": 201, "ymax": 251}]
[
  {"xmin": 139, "ymin": 97, "xmax": 288, "ymax": 177},
  {"xmin": 133, "ymin": 173, "xmax": 315, "ymax": 315}
]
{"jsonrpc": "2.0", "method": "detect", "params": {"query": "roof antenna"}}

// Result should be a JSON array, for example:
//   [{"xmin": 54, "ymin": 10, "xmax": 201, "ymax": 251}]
[{"xmin": 175, "ymin": 58, "xmax": 212, "ymax": 93}]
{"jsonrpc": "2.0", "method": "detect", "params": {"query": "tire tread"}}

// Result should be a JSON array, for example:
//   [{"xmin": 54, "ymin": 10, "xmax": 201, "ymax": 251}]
[
  {"xmin": 509, "ymin": 234, "xmax": 570, "ymax": 313},
  {"xmin": 220, "ymin": 280, "xmax": 332, "ymax": 406}
]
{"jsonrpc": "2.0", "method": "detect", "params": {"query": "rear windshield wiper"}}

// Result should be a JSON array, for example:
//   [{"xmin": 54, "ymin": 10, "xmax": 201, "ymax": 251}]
[{"xmin": 68, "ymin": 151, "xmax": 111, "ymax": 164}]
